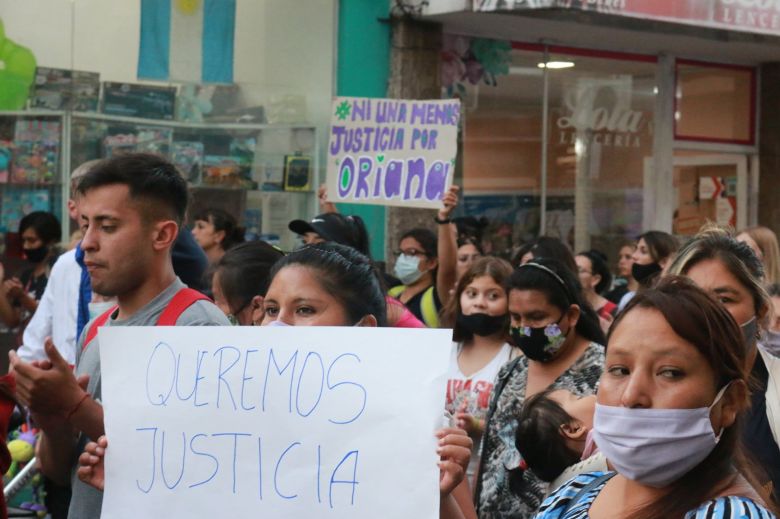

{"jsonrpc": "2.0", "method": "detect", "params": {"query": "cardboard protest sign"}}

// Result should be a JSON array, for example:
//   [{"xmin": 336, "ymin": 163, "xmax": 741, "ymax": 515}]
[
  {"xmin": 99, "ymin": 326, "xmax": 451, "ymax": 519},
  {"xmin": 326, "ymin": 97, "xmax": 461, "ymax": 209}
]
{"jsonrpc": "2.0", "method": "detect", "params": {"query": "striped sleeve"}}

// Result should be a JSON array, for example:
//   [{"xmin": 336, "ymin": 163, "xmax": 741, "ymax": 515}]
[
  {"xmin": 685, "ymin": 496, "xmax": 777, "ymax": 519},
  {"xmin": 535, "ymin": 472, "xmax": 606, "ymax": 519}
]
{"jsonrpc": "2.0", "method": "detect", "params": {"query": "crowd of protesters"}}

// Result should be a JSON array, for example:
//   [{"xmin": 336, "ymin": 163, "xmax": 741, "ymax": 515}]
[{"xmin": 0, "ymin": 152, "xmax": 776, "ymax": 518}]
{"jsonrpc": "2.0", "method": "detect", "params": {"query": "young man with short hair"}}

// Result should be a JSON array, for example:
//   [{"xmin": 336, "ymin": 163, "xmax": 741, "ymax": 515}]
[{"xmin": 9, "ymin": 153, "xmax": 230, "ymax": 518}]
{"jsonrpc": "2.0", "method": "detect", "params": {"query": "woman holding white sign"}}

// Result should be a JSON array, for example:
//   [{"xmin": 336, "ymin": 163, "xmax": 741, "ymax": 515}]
[{"xmin": 79, "ymin": 243, "xmax": 474, "ymax": 518}]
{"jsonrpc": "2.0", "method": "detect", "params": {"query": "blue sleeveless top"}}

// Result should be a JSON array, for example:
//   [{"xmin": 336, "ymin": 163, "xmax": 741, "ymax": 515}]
[{"xmin": 536, "ymin": 472, "xmax": 776, "ymax": 519}]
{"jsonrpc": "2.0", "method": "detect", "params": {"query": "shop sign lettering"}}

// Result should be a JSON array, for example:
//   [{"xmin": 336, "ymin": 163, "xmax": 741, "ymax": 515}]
[
  {"xmin": 327, "ymin": 97, "xmax": 460, "ymax": 209},
  {"xmin": 556, "ymin": 83, "xmax": 645, "ymax": 149},
  {"xmin": 470, "ymin": 0, "xmax": 780, "ymax": 37},
  {"xmin": 717, "ymin": 0, "xmax": 780, "ymax": 30}
]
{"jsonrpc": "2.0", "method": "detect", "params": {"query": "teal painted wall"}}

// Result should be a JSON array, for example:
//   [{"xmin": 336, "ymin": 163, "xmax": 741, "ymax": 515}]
[{"xmin": 336, "ymin": 0, "xmax": 390, "ymax": 260}]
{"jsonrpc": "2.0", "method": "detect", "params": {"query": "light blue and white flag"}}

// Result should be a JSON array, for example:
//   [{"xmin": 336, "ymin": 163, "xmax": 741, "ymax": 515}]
[{"xmin": 138, "ymin": 0, "xmax": 235, "ymax": 83}]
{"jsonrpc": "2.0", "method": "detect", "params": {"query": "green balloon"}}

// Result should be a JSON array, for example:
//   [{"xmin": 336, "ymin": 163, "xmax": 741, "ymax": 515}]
[{"xmin": 0, "ymin": 18, "xmax": 37, "ymax": 110}]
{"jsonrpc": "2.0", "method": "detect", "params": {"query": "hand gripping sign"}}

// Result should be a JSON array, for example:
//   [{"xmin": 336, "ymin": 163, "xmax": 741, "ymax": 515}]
[
  {"xmin": 327, "ymin": 97, "xmax": 461, "ymax": 209},
  {"xmin": 99, "ymin": 326, "xmax": 451, "ymax": 519}
]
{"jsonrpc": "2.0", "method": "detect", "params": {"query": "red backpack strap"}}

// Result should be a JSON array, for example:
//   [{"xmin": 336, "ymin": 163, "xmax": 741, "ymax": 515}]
[
  {"xmin": 83, "ymin": 306, "xmax": 118, "ymax": 350},
  {"xmin": 156, "ymin": 288, "xmax": 211, "ymax": 326}
]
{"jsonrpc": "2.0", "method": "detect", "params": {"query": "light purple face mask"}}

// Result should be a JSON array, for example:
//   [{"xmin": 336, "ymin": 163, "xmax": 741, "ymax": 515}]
[
  {"xmin": 592, "ymin": 384, "xmax": 730, "ymax": 488},
  {"xmin": 265, "ymin": 319, "xmax": 291, "ymax": 327}
]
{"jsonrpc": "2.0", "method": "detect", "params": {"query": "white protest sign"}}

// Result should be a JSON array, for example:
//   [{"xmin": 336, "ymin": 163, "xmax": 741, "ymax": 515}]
[
  {"xmin": 326, "ymin": 97, "xmax": 461, "ymax": 209},
  {"xmin": 99, "ymin": 326, "xmax": 451, "ymax": 519}
]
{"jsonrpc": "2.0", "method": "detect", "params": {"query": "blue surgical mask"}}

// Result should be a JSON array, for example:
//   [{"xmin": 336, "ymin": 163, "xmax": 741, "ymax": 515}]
[
  {"xmin": 593, "ymin": 383, "xmax": 730, "ymax": 488},
  {"xmin": 394, "ymin": 254, "xmax": 424, "ymax": 285}
]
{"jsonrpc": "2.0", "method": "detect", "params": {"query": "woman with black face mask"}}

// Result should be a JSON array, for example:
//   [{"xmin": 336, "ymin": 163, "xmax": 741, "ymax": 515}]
[
  {"xmin": 440, "ymin": 257, "xmax": 516, "ymax": 490},
  {"xmin": 0, "ymin": 211, "xmax": 61, "ymax": 335},
  {"xmin": 474, "ymin": 257, "xmax": 606, "ymax": 519}
]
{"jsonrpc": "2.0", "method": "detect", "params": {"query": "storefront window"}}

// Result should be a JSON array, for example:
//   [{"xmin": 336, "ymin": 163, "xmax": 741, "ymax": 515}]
[
  {"xmin": 458, "ymin": 41, "xmax": 656, "ymax": 262},
  {"xmin": 0, "ymin": 1, "xmax": 335, "ymax": 249},
  {"xmin": 675, "ymin": 61, "xmax": 755, "ymax": 144},
  {"xmin": 457, "ymin": 45, "xmax": 543, "ymax": 257},
  {"xmin": 672, "ymin": 150, "xmax": 748, "ymax": 237},
  {"xmin": 546, "ymin": 49, "xmax": 656, "ymax": 260}
]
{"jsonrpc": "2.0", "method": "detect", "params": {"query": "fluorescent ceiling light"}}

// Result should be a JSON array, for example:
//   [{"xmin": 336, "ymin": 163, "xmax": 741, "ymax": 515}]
[
  {"xmin": 509, "ymin": 66, "xmax": 544, "ymax": 76},
  {"xmin": 537, "ymin": 61, "xmax": 575, "ymax": 70}
]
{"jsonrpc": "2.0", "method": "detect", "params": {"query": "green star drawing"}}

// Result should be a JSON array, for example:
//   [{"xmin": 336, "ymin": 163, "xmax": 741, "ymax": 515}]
[{"xmin": 335, "ymin": 100, "xmax": 351, "ymax": 120}]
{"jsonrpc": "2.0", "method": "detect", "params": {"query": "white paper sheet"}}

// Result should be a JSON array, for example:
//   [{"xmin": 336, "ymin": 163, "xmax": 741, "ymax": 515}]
[{"xmin": 99, "ymin": 326, "xmax": 451, "ymax": 518}]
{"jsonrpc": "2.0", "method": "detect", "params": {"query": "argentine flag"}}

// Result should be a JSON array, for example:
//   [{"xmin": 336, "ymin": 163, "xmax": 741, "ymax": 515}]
[{"xmin": 138, "ymin": 0, "xmax": 235, "ymax": 84}]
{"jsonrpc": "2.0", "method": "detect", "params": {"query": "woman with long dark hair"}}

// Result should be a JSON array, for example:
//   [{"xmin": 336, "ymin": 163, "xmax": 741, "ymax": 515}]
[
  {"xmin": 474, "ymin": 258, "xmax": 606, "ymax": 518},
  {"xmin": 535, "ymin": 277, "xmax": 775, "ymax": 519},
  {"xmin": 667, "ymin": 226, "xmax": 780, "ymax": 501}
]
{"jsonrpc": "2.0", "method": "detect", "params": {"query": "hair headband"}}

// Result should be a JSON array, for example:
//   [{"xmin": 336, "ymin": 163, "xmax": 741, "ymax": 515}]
[{"xmin": 517, "ymin": 262, "xmax": 572, "ymax": 302}]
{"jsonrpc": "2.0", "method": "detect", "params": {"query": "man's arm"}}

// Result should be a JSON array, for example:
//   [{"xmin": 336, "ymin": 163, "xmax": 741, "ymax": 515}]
[
  {"xmin": 13, "ymin": 339, "xmax": 105, "ymax": 483},
  {"xmin": 36, "ymin": 418, "xmax": 78, "ymax": 485}
]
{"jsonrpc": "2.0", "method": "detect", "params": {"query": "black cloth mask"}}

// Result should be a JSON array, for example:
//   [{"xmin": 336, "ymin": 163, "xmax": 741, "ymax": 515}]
[
  {"xmin": 457, "ymin": 312, "xmax": 508, "ymax": 337},
  {"xmin": 631, "ymin": 262, "xmax": 661, "ymax": 284},
  {"xmin": 24, "ymin": 245, "xmax": 49, "ymax": 264}
]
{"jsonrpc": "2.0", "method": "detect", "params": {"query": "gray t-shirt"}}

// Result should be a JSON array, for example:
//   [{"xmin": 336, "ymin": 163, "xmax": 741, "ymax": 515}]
[{"xmin": 68, "ymin": 278, "xmax": 229, "ymax": 519}]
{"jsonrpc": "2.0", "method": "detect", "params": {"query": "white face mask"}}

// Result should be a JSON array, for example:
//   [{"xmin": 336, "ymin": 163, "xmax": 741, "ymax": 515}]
[
  {"xmin": 394, "ymin": 254, "xmax": 424, "ymax": 285},
  {"xmin": 762, "ymin": 328, "xmax": 780, "ymax": 357},
  {"xmin": 593, "ymin": 383, "xmax": 730, "ymax": 488},
  {"xmin": 266, "ymin": 319, "xmax": 290, "ymax": 327}
]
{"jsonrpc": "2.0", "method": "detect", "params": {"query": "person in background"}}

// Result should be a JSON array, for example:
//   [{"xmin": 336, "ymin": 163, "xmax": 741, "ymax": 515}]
[
  {"xmin": 14, "ymin": 161, "xmax": 98, "ymax": 519},
  {"xmin": 440, "ymin": 257, "xmax": 516, "ymax": 488},
  {"xmin": 455, "ymin": 236, "xmax": 483, "ymax": 284},
  {"xmin": 667, "ymin": 226, "xmax": 780, "ymax": 500},
  {"xmin": 0, "ymin": 211, "xmax": 61, "ymax": 331},
  {"xmin": 535, "ymin": 277, "xmax": 776, "ymax": 519},
  {"xmin": 768, "ymin": 283, "xmax": 780, "ymax": 334},
  {"xmin": 389, "ymin": 186, "xmax": 459, "ymax": 328},
  {"xmin": 575, "ymin": 250, "xmax": 616, "ymax": 324},
  {"xmin": 210, "ymin": 240, "xmax": 284, "ymax": 326},
  {"xmin": 518, "ymin": 237, "xmax": 578, "ymax": 277},
  {"xmin": 18, "ymin": 160, "xmax": 100, "ymax": 367},
  {"xmin": 514, "ymin": 388, "xmax": 602, "ymax": 486},
  {"xmin": 190, "ymin": 207, "xmax": 244, "ymax": 266},
  {"xmin": 738, "ymin": 226, "xmax": 780, "ymax": 285},
  {"xmin": 289, "ymin": 211, "xmax": 423, "ymax": 327},
  {"xmin": 618, "ymin": 230, "xmax": 678, "ymax": 311},
  {"xmin": 605, "ymin": 241, "xmax": 637, "ymax": 305},
  {"xmin": 289, "ymin": 212, "xmax": 371, "ymax": 255},
  {"xmin": 474, "ymin": 258, "xmax": 605, "ymax": 518}
]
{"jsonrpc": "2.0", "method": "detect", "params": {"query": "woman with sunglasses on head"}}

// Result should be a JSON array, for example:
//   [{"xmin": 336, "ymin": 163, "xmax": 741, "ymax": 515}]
[
  {"xmin": 474, "ymin": 258, "xmax": 606, "ymax": 518},
  {"xmin": 389, "ymin": 186, "xmax": 460, "ymax": 328},
  {"xmin": 535, "ymin": 277, "xmax": 776, "ymax": 519},
  {"xmin": 667, "ymin": 225, "xmax": 780, "ymax": 502}
]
